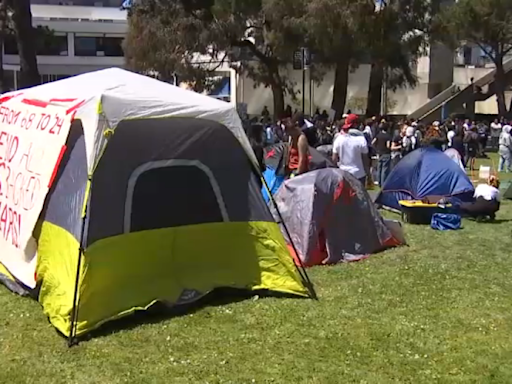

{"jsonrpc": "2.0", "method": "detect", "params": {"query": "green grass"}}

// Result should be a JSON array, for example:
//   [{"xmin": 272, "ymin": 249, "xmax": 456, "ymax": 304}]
[{"xmin": 1, "ymin": 156, "xmax": 512, "ymax": 384}]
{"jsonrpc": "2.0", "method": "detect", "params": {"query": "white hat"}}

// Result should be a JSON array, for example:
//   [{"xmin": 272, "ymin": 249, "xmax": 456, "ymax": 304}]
[{"xmin": 432, "ymin": 121, "xmax": 440, "ymax": 127}]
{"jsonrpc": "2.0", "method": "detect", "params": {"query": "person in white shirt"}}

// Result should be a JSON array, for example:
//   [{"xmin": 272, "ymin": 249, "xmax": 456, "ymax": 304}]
[
  {"xmin": 458, "ymin": 176, "xmax": 501, "ymax": 221},
  {"xmin": 490, "ymin": 118, "xmax": 503, "ymax": 150},
  {"xmin": 332, "ymin": 114, "xmax": 369, "ymax": 186},
  {"xmin": 447, "ymin": 128, "xmax": 455, "ymax": 147},
  {"xmin": 498, "ymin": 125, "xmax": 511, "ymax": 172}
]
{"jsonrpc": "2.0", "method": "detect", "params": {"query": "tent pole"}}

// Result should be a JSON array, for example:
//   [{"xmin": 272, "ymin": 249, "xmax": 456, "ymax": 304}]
[
  {"xmin": 68, "ymin": 190, "xmax": 90, "ymax": 347},
  {"xmin": 264, "ymin": 178, "xmax": 317, "ymax": 300},
  {"xmin": 257, "ymin": 163, "xmax": 317, "ymax": 300}
]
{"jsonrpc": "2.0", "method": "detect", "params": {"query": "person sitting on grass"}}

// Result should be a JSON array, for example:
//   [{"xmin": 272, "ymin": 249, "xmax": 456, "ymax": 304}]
[{"xmin": 458, "ymin": 175, "xmax": 501, "ymax": 221}]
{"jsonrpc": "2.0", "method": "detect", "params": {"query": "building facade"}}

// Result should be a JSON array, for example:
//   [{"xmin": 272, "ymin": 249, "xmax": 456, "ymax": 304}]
[
  {"xmin": 3, "ymin": 3, "xmax": 510, "ymax": 116},
  {"xmin": 3, "ymin": 4, "xmax": 126, "ymax": 90}
]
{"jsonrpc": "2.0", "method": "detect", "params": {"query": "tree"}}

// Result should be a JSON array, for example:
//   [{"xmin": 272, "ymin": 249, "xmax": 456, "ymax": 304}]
[
  {"xmin": 5, "ymin": 0, "xmax": 40, "ymax": 88},
  {"xmin": 362, "ymin": 0, "xmax": 430, "ymax": 116},
  {"xmin": 436, "ymin": 0, "xmax": 512, "ymax": 117},
  {"xmin": 304, "ymin": 0, "xmax": 370, "ymax": 120},
  {"xmin": 125, "ymin": 0, "xmax": 307, "ymax": 119}
]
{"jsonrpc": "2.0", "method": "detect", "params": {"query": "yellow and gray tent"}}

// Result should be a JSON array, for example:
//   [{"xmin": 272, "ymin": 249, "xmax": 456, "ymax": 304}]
[{"xmin": 0, "ymin": 68, "xmax": 312, "ymax": 342}]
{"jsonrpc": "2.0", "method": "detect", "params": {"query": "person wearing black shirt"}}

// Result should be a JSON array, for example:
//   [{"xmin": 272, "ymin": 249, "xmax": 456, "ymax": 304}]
[
  {"xmin": 248, "ymin": 124, "xmax": 266, "ymax": 180},
  {"xmin": 464, "ymin": 127, "xmax": 479, "ymax": 171},
  {"xmin": 477, "ymin": 122, "xmax": 489, "ymax": 158},
  {"xmin": 372, "ymin": 124, "xmax": 392, "ymax": 186},
  {"xmin": 451, "ymin": 126, "xmax": 466, "ymax": 167}
]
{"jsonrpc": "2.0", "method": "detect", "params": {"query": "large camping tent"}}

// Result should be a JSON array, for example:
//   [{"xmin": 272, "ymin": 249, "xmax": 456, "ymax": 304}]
[
  {"xmin": 376, "ymin": 148, "xmax": 475, "ymax": 210},
  {"xmin": 0, "ymin": 68, "xmax": 310, "ymax": 341},
  {"xmin": 272, "ymin": 168, "xmax": 403, "ymax": 267}
]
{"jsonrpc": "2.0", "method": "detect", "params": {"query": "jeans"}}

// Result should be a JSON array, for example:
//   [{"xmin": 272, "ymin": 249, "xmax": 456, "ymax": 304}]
[
  {"xmin": 498, "ymin": 148, "xmax": 511, "ymax": 172},
  {"xmin": 377, "ymin": 154, "xmax": 391, "ymax": 186},
  {"xmin": 491, "ymin": 136, "xmax": 500, "ymax": 150}
]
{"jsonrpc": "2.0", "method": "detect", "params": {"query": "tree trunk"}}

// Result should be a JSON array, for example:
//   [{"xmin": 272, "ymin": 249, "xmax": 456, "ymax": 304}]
[
  {"xmin": 331, "ymin": 57, "xmax": 350, "ymax": 121},
  {"xmin": 494, "ymin": 59, "xmax": 508, "ymax": 117},
  {"xmin": 366, "ymin": 62, "xmax": 384, "ymax": 117},
  {"xmin": 508, "ymin": 92, "xmax": 512, "ymax": 118},
  {"xmin": 0, "ymin": 1, "xmax": 7, "ymax": 93},
  {"xmin": 267, "ymin": 62, "xmax": 285, "ymax": 120},
  {"xmin": 271, "ymin": 81, "xmax": 285, "ymax": 121},
  {"xmin": 7, "ymin": 0, "xmax": 40, "ymax": 88}
]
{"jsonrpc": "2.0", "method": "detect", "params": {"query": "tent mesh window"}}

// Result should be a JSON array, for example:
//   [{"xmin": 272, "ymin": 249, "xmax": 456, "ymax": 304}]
[{"xmin": 130, "ymin": 165, "xmax": 224, "ymax": 231}]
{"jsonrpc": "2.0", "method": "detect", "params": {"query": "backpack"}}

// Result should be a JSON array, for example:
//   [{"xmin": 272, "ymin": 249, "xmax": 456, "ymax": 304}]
[
  {"xmin": 402, "ymin": 136, "xmax": 416, "ymax": 155},
  {"xmin": 431, "ymin": 213, "xmax": 462, "ymax": 231},
  {"xmin": 477, "ymin": 124, "xmax": 487, "ymax": 136}
]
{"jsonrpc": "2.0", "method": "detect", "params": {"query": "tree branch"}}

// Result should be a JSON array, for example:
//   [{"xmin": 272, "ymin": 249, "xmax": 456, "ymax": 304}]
[
  {"xmin": 233, "ymin": 39, "xmax": 271, "ymax": 65},
  {"xmin": 475, "ymin": 41, "xmax": 497, "ymax": 64}
]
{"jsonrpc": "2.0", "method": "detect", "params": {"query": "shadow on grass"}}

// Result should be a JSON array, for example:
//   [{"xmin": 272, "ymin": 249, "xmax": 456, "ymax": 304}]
[
  {"xmin": 465, "ymin": 218, "xmax": 512, "ymax": 224},
  {"xmin": 72, "ymin": 288, "xmax": 307, "ymax": 344},
  {"xmin": 488, "ymin": 219, "xmax": 512, "ymax": 224}
]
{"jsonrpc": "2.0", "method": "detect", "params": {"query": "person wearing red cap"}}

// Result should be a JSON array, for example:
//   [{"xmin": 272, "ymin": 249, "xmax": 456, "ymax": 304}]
[{"xmin": 332, "ymin": 114, "xmax": 369, "ymax": 186}]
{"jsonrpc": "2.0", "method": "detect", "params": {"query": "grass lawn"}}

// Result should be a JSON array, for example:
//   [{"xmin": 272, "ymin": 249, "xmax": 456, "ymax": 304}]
[{"xmin": 1, "ymin": 156, "xmax": 512, "ymax": 384}]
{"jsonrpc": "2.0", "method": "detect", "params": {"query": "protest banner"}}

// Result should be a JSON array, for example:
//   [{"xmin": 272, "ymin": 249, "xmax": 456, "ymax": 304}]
[{"xmin": 0, "ymin": 96, "xmax": 74, "ymax": 288}]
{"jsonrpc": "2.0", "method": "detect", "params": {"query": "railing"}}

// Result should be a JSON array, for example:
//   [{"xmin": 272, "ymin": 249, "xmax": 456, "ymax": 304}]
[
  {"xmin": 408, "ymin": 84, "xmax": 460, "ymax": 120},
  {"xmin": 408, "ymin": 58, "xmax": 512, "ymax": 121}
]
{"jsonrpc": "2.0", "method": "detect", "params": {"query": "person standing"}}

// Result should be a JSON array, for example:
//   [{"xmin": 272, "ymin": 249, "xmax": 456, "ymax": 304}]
[
  {"xmin": 447, "ymin": 125, "xmax": 456, "ymax": 147},
  {"xmin": 477, "ymin": 122, "xmax": 489, "ymax": 157},
  {"xmin": 464, "ymin": 126, "xmax": 479, "ymax": 171},
  {"xmin": 451, "ymin": 126, "xmax": 466, "ymax": 167},
  {"xmin": 261, "ymin": 106, "xmax": 271, "ymax": 124},
  {"xmin": 372, "ymin": 122, "xmax": 392, "ymax": 186},
  {"xmin": 248, "ymin": 124, "xmax": 266, "ymax": 175},
  {"xmin": 498, "ymin": 125, "xmax": 512, "ymax": 173},
  {"xmin": 332, "ymin": 114, "xmax": 369, "ymax": 186},
  {"xmin": 284, "ymin": 114, "xmax": 310, "ymax": 176},
  {"xmin": 390, "ymin": 124, "xmax": 404, "ymax": 168},
  {"xmin": 490, "ymin": 118, "xmax": 502, "ymax": 151},
  {"xmin": 402, "ymin": 126, "xmax": 417, "ymax": 157}
]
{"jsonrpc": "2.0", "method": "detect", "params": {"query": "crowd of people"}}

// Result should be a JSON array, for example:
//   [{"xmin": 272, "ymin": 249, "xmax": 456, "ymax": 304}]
[{"xmin": 246, "ymin": 106, "xmax": 512, "ymax": 189}]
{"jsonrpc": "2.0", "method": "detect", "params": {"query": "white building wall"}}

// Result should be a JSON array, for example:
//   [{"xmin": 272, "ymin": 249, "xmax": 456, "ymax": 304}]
[
  {"xmin": 238, "ymin": 60, "xmax": 508, "ymax": 116},
  {"xmin": 239, "ymin": 61, "xmax": 430, "ymax": 117}
]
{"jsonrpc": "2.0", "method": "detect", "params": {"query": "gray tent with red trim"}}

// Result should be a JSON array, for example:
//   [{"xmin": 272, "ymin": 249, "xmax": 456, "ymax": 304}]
[{"xmin": 272, "ymin": 168, "xmax": 403, "ymax": 267}]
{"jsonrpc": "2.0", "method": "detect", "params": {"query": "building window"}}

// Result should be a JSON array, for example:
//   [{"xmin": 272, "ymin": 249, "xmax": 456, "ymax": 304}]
[
  {"xmin": 74, "ymin": 35, "xmax": 124, "ymax": 57},
  {"xmin": 38, "ymin": 34, "xmax": 68, "ymax": 56},
  {"xmin": 463, "ymin": 46, "xmax": 472, "ymax": 66},
  {"xmin": 74, "ymin": 36, "xmax": 97, "ymax": 56},
  {"xmin": 4, "ymin": 35, "xmax": 18, "ymax": 55},
  {"xmin": 4, "ymin": 32, "xmax": 68, "ymax": 56},
  {"xmin": 40, "ymin": 74, "xmax": 70, "ymax": 84},
  {"xmin": 102, "ymin": 37, "xmax": 124, "ymax": 57}
]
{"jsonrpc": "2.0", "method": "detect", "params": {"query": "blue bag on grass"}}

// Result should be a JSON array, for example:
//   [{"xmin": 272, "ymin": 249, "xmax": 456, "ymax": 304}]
[{"xmin": 431, "ymin": 213, "xmax": 462, "ymax": 231}]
